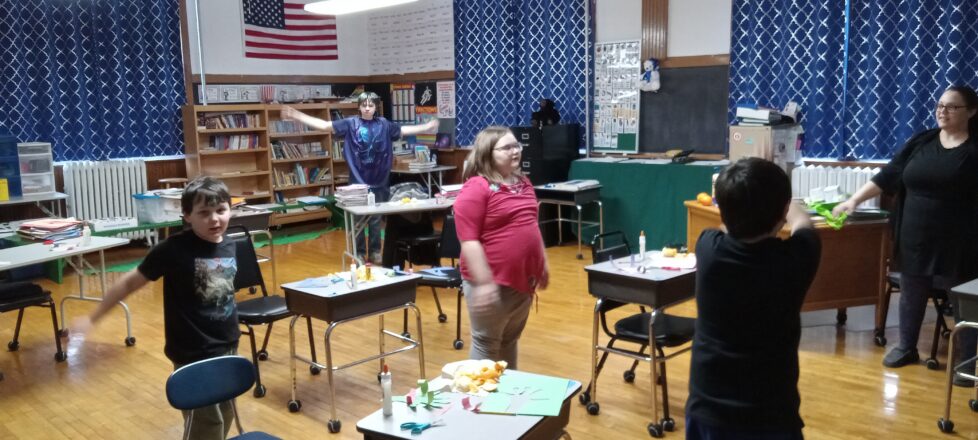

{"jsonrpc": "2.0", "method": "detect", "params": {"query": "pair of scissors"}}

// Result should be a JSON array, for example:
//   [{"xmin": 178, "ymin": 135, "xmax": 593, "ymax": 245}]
[{"xmin": 400, "ymin": 420, "xmax": 443, "ymax": 435}]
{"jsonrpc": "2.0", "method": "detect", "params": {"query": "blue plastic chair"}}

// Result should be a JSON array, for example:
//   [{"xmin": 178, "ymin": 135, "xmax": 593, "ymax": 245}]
[{"xmin": 165, "ymin": 355, "xmax": 279, "ymax": 440}]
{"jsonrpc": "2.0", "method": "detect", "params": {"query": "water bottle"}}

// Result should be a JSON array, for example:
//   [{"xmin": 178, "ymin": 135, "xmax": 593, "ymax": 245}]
[
  {"xmin": 639, "ymin": 230, "xmax": 646, "ymax": 261},
  {"xmin": 366, "ymin": 190, "xmax": 376, "ymax": 207},
  {"xmin": 81, "ymin": 225, "xmax": 92, "ymax": 246}
]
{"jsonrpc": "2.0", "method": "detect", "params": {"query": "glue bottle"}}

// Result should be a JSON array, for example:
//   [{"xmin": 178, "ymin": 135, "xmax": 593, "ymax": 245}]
[
  {"xmin": 349, "ymin": 263, "xmax": 358, "ymax": 290},
  {"xmin": 81, "ymin": 224, "xmax": 92, "ymax": 246},
  {"xmin": 639, "ymin": 230, "xmax": 646, "ymax": 261},
  {"xmin": 367, "ymin": 189, "xmax": 376, "ymax": 207},
  {"xmin": 381, "ymin": 364, "xmax": 393, "ymax": 416}
]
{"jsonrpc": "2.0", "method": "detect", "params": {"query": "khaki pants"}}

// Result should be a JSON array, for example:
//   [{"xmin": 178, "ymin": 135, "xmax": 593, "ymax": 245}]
[{"xmin": 463, "ymin": 281, "xmax": 533, "ymax": 370}]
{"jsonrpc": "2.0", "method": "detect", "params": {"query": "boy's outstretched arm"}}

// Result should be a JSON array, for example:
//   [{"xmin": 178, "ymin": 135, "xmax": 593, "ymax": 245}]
[
  {"xmin": 787, "ymin": 200, "xmax": 813, "ymax": 235},
  {"xmin": 71, "ymin": 269, "xmax": 149, "ymax": 334},
  {"xmin": 281, "ymin": 106, "xmax": 334, "ymax": 132},
  {"xmin": 400, "ymin": 118, "xmax": 439, "ymax": 136}
]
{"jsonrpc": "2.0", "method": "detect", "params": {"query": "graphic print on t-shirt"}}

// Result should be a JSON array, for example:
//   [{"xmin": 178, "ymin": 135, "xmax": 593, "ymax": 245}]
[
  {"xmin": 193, "ymin": 257, "xmax": 237, "ymax": 320},
  {"xmin": 356, "ymin": 123, "xmax": 382, "ymax": 165}
]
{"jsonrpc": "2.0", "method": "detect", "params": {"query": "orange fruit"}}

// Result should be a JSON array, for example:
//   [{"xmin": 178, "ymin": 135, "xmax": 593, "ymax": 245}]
[{"xmin": 696, "ymin": 192, "xmax": 713, "ymax": 206}]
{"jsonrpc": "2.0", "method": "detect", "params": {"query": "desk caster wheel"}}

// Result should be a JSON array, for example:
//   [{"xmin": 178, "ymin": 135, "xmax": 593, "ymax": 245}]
[
  {"xmin": 453, "ymin": 339, "xmax": 464, "ymax": 350},
  {"xmin": 55, "ymin": 351, "xmax": 67, "ymax": 362},
  {"xmin": 661, "ymin": 418, "xmax": 675, "ymax": 432},
  {"xmin": 288, "ymin": 400, "xmax": 302, "ymax": 412},
  {"xmin": 327, "ymin": 419, "xmax": 341, "ymax": 433},
  {"xmin": 125, "ymin": 337, "xmax": 136, "ymax": 347},
  {"xmin": 623, "ymin": 370, "xmax": 635, "ymax": 383},
  {"xmin": 402, "ymin": 331, "xmax": 411, "ymax": 339},
  {"xmin": 249, "ymin": 287, "xmax": 257, "ymax": 294},
  {"xmin": 938, "ymin": 418, "xmax": 954, "ymax": 433},
  {"xmin": 874, "ymin": 335, "xmax": 886, "ymax": 347},
  {"xmin": 8, "ymin": 341, "xmax": 19, "ymax": 351},
  {"xmin": 257, "ymin": 350, "xmax": 269, "ymax": 361},
  {"xmin": 586, "ymin": 402, "xmax": 600, "ymax": 415},
  {"xmin": 579, "ymin": 390, "xmax": 591, "ymax": 405},
  {"xmin": 58, "ymin": 328, "xmax": 69, "ymax": 338},
  {"xmin": 253, "ymin": 384, "xmax": 266, "ymax": 398},
  {"xmin": 970, "ymin": 400, "xmax": 978, "ymax": 412},
  {"xmin": 648, "ymin": 423, "xmax": 663, "ymax": 438},
  {"xmin": 926, "ymin": 358, "xmax": 940, "ymax": 370},
  {"xmin": 310, "ymin": 365, "xmax": 321, "ymax": 375},
  {"xmin": 576, "ymin": 254, "xmax": 584, "ymax": 260},
  {"xmin": 438, "ymin": 313, "xmax": 447, "ymax": 323}
]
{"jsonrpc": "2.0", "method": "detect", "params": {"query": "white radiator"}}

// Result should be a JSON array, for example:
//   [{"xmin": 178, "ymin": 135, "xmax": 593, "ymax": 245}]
[
  {"xmin": 63, "ymin": 159, "xmax": 149, "ymax": 240},
  {"xmin": 791, "ymin": 165, "xmax": 881, "ymax": 209}
]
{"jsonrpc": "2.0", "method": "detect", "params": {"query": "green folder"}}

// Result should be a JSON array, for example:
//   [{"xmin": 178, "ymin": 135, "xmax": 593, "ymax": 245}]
[{"xmin": 479, "ymin": 372, "xmax": 569, "ymax": 417}]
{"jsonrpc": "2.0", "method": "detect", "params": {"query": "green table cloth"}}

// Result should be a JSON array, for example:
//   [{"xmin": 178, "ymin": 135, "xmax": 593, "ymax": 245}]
[{"xmin": 569, "ymin": 161, "xmax": 717, "ymax": 250}]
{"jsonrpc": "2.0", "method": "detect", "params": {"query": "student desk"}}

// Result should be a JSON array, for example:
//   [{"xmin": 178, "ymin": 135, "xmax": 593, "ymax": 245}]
[
  {"xmin": 282, "ymin": 272, "xmax": 425, "ymax": 434},
  {"xmin": 584, "ymin": 257, "xmax": 696, "ymax": 437},
  {"xmin": 938, "ymin": 277, "xmax": 978, "ymax": 434},
  {"xmin": 390, "ymin": 165, "xmax": 457, "ymax": 196},
  {"xmin": 685, "ymin": 201, "xmax": 891, "ymax": 327},
  {"xmin": 337, "ymin": 199, "xmax": 455, "ymax": 266},
  {"xmin": 0, "ymin": 192, "xmax": 68, "ymax": 218},
  {"xmin": 534, "ymin": 184, "xmax": 604, "ymax": 259},
  {"xmin": 0, "ymin": 236, "xmax": 133, "ymax": 345},
  {"xmin": 356, "ymin": 371, "xmax": 582, "ymax": 439}
]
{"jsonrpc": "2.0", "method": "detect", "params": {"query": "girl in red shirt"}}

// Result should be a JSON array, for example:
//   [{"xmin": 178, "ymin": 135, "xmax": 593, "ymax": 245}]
[{"xmin": 454, "ymin": 126, "xmax": 549, "ymax": 369}]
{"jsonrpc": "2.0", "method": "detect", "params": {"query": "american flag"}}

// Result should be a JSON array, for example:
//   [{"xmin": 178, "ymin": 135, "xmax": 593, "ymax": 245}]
[{"xmin": 242, "ymin": 0, "xmax": 338, "ymax": 60}]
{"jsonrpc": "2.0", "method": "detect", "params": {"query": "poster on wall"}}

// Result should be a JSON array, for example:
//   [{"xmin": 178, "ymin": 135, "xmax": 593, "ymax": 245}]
[
  {"xmin": 367, "ymin": 0, "xmax": 454, "ymax": 74},
  {"xmin": 592, "ymin": 40, "xmax": 641, "ymax": 154},
  {"xmin": 391, "ymin": 83, "xmax": 416, "ymax": 125},
  {"xmin": 436, "ymin": 81, "xmax": 455, "ymax": 119},
  {"xmin": 414, "ymin": 82, "xmax": 438, "ymax": 145}
]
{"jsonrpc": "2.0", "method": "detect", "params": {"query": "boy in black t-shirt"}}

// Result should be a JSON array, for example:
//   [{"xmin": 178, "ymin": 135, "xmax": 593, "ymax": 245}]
[
  {"xmin": 73, "ymin": 176, "xmax": 240, "ymax": 440},
  {"xmin": 686, "ymin": 158, "xmax": 821, "ymax": 440}
]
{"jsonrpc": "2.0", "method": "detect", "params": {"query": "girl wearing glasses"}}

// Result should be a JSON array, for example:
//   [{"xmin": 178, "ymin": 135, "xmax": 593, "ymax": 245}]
[
  {"xmin": 454, "ymin": 126, "xmax": 549, "ymax": 369},
  {"xmin": 835, "ymin": 85, "xmax": 978, "ymax": 379}
]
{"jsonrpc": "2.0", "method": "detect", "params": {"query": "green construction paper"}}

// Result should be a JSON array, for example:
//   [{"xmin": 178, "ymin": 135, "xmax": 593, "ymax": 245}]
[
  {"xmin": 808, "ymin": 201, "xmax": 848, "ymax": 230},
  {"xmin": 479, "ymin": 372, "xmax": 569, "ymax": 417}
]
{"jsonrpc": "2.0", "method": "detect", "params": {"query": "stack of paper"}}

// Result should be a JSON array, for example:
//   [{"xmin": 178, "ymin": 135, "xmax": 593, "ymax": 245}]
[
  {"xmin": 18, "ymin": 218, "xmax": 84, "ymax": 241},
  {"xmin": 335, "ymin": 184, "xmax": 369, "ymax": 206},
  {"xmin": 438, "ymin": 183, "xmax": 463, "ymax": 198},
  {"xmin": 735, "ymin": 105, "xmax": 791, "ymax": 126},
  {"xmin": 408, "ymin": 160, "xmax": 437, "ymax": 170}
]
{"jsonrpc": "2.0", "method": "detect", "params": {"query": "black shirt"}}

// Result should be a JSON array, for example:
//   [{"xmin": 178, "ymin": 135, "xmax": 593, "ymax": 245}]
[
  {"xmin": 138, "ymin": 230, "xmax": 240, "ymax": 364},
  {"xmin": 686, "ymin": 228, "xmax": 821, "ymax": 431},
  {"xmin": 872, "ymin": 130, "xmax": 978, "ymax": 279}
]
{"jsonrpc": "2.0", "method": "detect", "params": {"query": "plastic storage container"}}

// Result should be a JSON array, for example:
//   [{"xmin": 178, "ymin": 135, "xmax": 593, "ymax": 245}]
[
  {"xmin": 132, "ymin": 193, "xmax": 182, "ymax": 223},
  {"xmin": 16, "ymin": 142, "xmax": 53, "ymax": 195},
  {"xmin": 20, "ymin": 173, "xmax": 55, "ymax": 195}
]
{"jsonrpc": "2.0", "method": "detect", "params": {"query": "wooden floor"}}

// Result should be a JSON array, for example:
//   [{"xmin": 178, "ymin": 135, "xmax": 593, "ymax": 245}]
[{"xmin": 1, "ymin": 227, "xmax": 977, "ymax": 439}]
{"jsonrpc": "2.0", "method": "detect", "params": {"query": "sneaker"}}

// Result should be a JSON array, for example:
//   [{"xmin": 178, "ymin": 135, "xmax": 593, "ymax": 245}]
[
  {"xmin": 953, "ymin": 376, "xmax": 976, "ymax": 388},
  {"xmin": 882, "ymin": 347, "xmax": 920, "ymax": 368}
]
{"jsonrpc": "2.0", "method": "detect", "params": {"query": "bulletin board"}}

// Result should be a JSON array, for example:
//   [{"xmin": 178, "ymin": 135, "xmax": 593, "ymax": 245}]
[{"xmin": 591, "ymin": 40, "xmax": 641, "ymax": 154}]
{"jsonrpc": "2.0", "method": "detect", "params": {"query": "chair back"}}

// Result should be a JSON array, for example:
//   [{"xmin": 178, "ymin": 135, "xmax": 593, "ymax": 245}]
[
  {"xmin": 166, "ymin": 355, "xmax": 255, "ymax": 410},
  {"xmin": 590, "ymin": 231, "xmax": 630, "ymax": 262},
  {"xmin": 228, "ymin": 225, "xmax": 268, "ymax": 296},
  {"xmin": 438, "ymin": 213, "xmax": 461, "ymax": 260}
]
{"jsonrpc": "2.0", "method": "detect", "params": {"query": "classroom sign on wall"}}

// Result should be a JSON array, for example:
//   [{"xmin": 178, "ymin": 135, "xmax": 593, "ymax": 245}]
[{"xmin": 592, "ymin": 40, "xmax": 641, "ymax": 154}]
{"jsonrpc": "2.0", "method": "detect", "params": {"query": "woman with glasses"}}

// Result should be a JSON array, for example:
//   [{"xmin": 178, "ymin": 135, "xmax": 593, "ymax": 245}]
[
  {"xmin": 454, "ymin": 126, "xmax": 548, "ymax": 368},
  {"xmin": 835, "ymin": 86, "xmax": 978, "ymax": 379}
]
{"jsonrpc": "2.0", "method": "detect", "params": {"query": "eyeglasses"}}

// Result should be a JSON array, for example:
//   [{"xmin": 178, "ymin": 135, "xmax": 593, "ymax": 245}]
[
  {"xmin": 494, "ymin": 143, "xmax": 523, "ymax": 153},
  {"xmin": 935, "ymin": 103, "xmax": 967, "ymax": 113}
]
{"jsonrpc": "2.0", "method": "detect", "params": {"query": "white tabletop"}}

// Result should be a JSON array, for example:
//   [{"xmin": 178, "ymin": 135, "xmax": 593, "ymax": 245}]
[
  {"xmin": 282, "ymin": 272, "xmax": 421, "ymax": 298},
  {"xmin": 338, "ymin": 198, "xmax": 455, "ymax": 216},
  {"xmin": 585, "ymin": 254, "xmax": 696, "ymax": 281},
  {"xmin": 0, "ymin": 192, "xmax": 68, "ymax": 207},
  {"xmin": 0, "ymin": 236, "xmax": 130, "ymax": 270},
  {"xmin": 390, "ymin": 165, "xmax": 456, "ymax": 175}
]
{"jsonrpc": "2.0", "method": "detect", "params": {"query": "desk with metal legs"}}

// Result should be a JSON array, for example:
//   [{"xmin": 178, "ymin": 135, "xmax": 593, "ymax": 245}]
[
  {"xmin": 0, "ymin": 236, "xmax": 133, "ymax": 345},
  {"xmin": 584, "ymin": 257, "xmax": 695, "ymax": 438},
  {"xmin": 390, "ymin": 165, "xmax": 457, "ymax": 197},
  {"xmin": 282, "ymin": 272, "xmax": 425, "ymax": 434},
  {"xmin": 337, "ymin": 199, "xmax": 454, "ymax": 266},
  {"xmin": 938, "ymin": 278, "xmax": 978, "ymax": 434},
  {"xmin": 535, "ymin": 185, "xmax": 603, "ymax": 260},
  {"xmin": 0, "ymin": 192, "xmax": 68, "ymax": 218}
]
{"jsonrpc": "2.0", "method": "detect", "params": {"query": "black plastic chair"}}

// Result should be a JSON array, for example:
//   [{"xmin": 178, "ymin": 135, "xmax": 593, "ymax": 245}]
[
  {"xmin": 1, "ymin": 281, "xmax": 65, "ymax": 380},
  {"xmin": 580, "ymin": 231, "xmax": 695, "ymax": 432},
  {"xmin": 875, "ymin": 270, "xmax": 951, "ymax": 370},
  {"xmin": 165, "ymin": 355, "xmax": 280, "ymax": 440},
  {"xmin": 228, "ymin": 226, "xmax": 318, "ymax": 398}
]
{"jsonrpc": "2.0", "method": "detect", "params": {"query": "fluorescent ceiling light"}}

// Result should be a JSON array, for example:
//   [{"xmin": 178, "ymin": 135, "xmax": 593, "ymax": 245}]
[{"xmin": 304, "ymin": 0, "xmax": 419, "ymax": 15}]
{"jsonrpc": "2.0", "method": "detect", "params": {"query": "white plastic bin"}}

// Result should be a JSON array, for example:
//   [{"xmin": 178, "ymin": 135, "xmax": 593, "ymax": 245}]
[{"xmin": 132, "ymin": 193, "xmax": 182, "ymax": 224}]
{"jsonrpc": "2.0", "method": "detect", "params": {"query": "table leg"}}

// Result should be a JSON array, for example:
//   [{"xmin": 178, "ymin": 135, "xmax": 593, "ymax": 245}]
[
  {"xmin": 576, "ymin": 204, "xmax": 584, "ymax": 260},
  {"xmin": 378, "ymin": 314, "xmax": 386, "ymax": 375},
  {"xmin": 409, "ymin": 303, "xmax": 426, "ymax": 378},
  {"xmin": 648, "ymin": 311, "xmax": 663, "ymax": 437},
  {"xmin": 587, "ymin": 299, "xmax": 601, "ymax": 411},
  {"xmin": 325, "ymin": 321, "xmax": 342, "ymax": 432},
  {"xmin": 289, "ymin": 315, "xmax": 299, "ymax": 406}
]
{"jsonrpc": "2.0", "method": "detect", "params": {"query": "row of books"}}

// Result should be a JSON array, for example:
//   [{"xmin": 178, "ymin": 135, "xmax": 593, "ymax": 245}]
[
  {"xmin": 202, "ymin": 112, "xmax": 261, "ymax": 129},
  {"xmin": 207, "ymin": 134, "xmax": 261, "ymax": 151},
  {"xmin": 331, "ymin": 140, "xmax": 345, "ymax": 160},
  {"xmin": 270, "ymin": 120, "xmax": 317, "ymax": 134},
  {"xmin": 272, "ymin": 141, "xmax": 326, "ymax": 159},
  {"xmin": 273, "ymin": 164, "xmax": 331, "ymax": 187}
]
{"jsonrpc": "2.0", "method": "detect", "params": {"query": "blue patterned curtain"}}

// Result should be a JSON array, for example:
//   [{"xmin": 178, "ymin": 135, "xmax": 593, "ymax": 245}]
[
  {"xmin": 730, "ymin": 0, "xmax": 978, "ymax": 159},
  {"xmin": 0, "ymin": 0, "xmax": 186, "ymax": 161},
  {"xmin": 728, "ymin": 0, "xmax": 847, "ymax": 159},
  {"xmin": 455, "ymin": 0, "xmax": 588, "ymax": 146},
  {"xmin": 845, "ymin": 0, "xmax": 978, "ymax": 159}
]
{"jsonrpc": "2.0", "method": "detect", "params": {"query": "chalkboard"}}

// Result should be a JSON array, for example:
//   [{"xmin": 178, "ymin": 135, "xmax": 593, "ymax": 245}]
[{"xmin": 639, "ymin": 65, "xmax": 729, "ymax": 154}]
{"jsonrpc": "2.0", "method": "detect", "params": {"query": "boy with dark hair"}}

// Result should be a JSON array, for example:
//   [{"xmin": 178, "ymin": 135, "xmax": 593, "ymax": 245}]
[
  {"xmin": 282, "ymin": 92, "xmax": 438, "ymax": 263},
  {"xmin": 73, "ymin": 176, "xmax": 240, "ymax": 440},
  {"xmin": 686, "ymin": 158, "xmax": 821, "ymax": 440}
]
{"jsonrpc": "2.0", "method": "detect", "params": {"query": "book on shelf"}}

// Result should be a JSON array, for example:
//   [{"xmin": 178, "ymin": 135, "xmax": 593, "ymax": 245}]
[
  {"xmin": 203, "ymin": 112, "xmax": 260, "ymax": 129},
  {"xmin": 206, "ymin": 134, "xmax": 261, "ymax": 151},
  {"xmin": 271, "ymin": 119, "xmax": 317, "ymax": 134},
  {"xmin": 272, "ymin": 140, "xmax": 326, "ymax": 159}
]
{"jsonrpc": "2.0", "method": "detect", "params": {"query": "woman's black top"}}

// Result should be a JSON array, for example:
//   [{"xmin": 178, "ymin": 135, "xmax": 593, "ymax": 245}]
[{"xmin": 872, "ymin": 128, "xmax": 978, "ymax": 279}]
